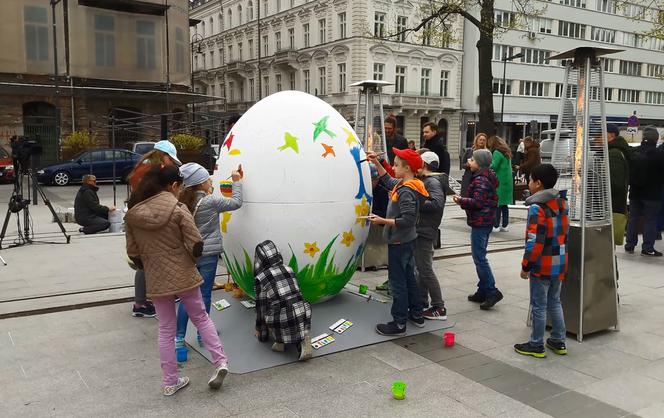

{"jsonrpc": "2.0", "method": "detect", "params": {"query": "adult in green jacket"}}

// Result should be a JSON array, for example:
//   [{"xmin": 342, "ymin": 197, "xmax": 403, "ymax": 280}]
[
  {"xmin": 607, "ymin": 124, "xmax": 630, "ymax": 215},
  {"xmin": 488, "ymin": 136, "xmax": 514, "ymax": 231}
]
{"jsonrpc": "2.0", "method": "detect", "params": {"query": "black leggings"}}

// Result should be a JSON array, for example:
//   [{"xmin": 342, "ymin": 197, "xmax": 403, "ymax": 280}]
[{"xmin": 494, "ymin": 205, "xmax": 509, "ymax": 228}]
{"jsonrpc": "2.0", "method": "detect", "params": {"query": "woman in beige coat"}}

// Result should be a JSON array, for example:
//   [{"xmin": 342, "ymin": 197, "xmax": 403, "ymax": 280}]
[{"xmin": 125, "ymin": 165, "xmax": 228, "ymax": 396}]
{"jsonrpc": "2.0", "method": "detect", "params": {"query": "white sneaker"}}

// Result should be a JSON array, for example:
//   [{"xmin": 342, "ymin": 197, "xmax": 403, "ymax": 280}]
[
  {"xmin": 500, "ymin": 226, "xmax": 509, "ymax": 232},
  {"xmin": 208, "ymin": 364, "xmax": 228, "ymax": 389},
  {"xmin": 492, "ymin": 227, "xmax": 500, "ymax": 233},
  {"xmin": 163, "ymin": 376, "xmax": 189, "ymax": 396},
  {"xmin": 298, "ymin": 332, "xmax": 313, "ymax": 361}
]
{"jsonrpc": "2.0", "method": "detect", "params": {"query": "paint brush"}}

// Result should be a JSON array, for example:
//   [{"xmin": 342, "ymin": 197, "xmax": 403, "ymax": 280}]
[{"xmin": 359, "ymin": 152, "xmax": 386, "ymax": 163}]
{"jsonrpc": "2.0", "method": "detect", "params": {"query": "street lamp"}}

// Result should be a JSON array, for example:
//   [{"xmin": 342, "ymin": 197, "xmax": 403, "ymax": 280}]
[
  {"xmin": 191, "ymin": 33, "xmax": 204, "ymax": 124},
  {"xmin": 500, "ymin": 52, "xmax": 524, "ymax": 126}
]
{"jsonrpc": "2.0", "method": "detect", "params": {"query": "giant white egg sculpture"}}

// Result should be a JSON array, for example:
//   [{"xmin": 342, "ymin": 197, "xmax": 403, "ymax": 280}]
[{"xmin": 213, "ymin": 91, "xmax": 372, "ymax": 303}]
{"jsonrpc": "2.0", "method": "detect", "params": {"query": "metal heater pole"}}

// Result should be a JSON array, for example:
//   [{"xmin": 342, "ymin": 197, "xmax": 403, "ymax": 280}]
[
  {"xmin": 355, "ymin": 90, "xmax": 362, "ymax": 148},
  {"xmin": 112, "ymin": 114, "xmax": 117, "ymax": 207},
  {"xmin": 377, "ymin": 86, "xmax": 387, "ymax": 153},
  {"xmin": 364, "ymin": 87, "xmax": 371, "ymax": 150}
]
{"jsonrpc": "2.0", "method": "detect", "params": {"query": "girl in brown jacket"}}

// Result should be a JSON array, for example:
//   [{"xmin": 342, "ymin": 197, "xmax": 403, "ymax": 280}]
[{"xmin": 125, "ymin": 165, "xmax": 228, "ymax": 396}]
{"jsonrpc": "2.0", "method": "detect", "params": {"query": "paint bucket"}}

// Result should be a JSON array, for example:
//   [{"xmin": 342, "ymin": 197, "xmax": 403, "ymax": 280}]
[
  {"xmin": 358, "ymin": 284, "xmax": 368, "ymax": 295},
  {"xmin": 108, "ymin": 209, "xmax": 124, "ymax": 233},
  {"xmin": 176, "ymin": 346, "xmax": 188, "ymax": 362},
  {"xmin": 391, "ymin": 381, "xmax": 406, "ymax": 400},
  {"xmin": 219, "ymin": 180, "xmax": 233, "ymax": 197},
  {"xmin": 444, "ymin": 332, "xmax": 455, "ymax": 347}
]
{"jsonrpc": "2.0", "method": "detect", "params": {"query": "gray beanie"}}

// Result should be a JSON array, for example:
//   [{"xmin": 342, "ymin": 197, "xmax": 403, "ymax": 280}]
[
  {"xmin": 472, "ymin": 149, "xmax": 493, "ymax": 169},
  {"xmin": 642, "ymin": 126, "xmax": 660, "ymax": 146},
  {"xmin": 179, "ymin": 162, "xmax": 210, "ymax": 188}
]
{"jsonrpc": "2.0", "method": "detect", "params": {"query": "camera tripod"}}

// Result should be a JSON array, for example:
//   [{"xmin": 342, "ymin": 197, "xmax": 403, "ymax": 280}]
[{"xmin": 0, "ymin": 161, "xmax": 70, "ymax": 249}]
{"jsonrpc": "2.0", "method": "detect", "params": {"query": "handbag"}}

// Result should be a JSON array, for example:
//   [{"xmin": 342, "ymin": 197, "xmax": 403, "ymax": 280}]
[{"xmin": 613, "ymin": 212, "xmax": 627, "ymax": 246}]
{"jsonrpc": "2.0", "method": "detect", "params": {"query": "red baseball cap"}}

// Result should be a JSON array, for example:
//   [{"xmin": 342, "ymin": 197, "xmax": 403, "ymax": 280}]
[{"xmin": 392, "ymin": 147, "xmax": 423, "ymax": 173}]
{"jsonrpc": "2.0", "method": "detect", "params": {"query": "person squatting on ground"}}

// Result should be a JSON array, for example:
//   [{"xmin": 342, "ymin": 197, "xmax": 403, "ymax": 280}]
[
  {"xmin": 367, "ymin": 148, "xmax": 429, "ymax": 336},
  {"xmin": 514, "ymin": 164, "xmax": 569, "ymax": 359},
  {"xmin": 127, "ymin": 140, "xmax": 182, "ymax": 318},
  {"xmin": 125, "ymin": 165, "xmax": 228, "ymax": 396},
  {"xmin": 253, "ymin": 240, "xmax": 313, "ymax": 361},
  {"xmin": 74, "ymin": 174, "xmax": 115, "ymax": 234},
  {"xmin": 416, "ymin": 151, "xmax": 454, "ymax": 321},
  {"xmin": 453, "ymin": 149, "xmax": 503, "ymax": 310},
  {"xmin": 488, "ymin": 136, "xmax": 514, "ymax": 232},
  {"xmin": 175, "ymin": 162, "xmax": 243, "ymax": 349}
]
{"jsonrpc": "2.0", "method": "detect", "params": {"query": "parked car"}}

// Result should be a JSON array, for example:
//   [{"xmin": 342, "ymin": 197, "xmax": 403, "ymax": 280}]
[
  {"xmin": 0, "ymin": 147, "xmax": 15, "ymax": 184},
  {"xmin": 36, "ymin": 148, "xmax": 142, "ymax": 186},
  {"xmin": 126, "ymin": 141, "xmax": 156, "ymax": 156},
  {"xmin": 539, "ymin": 129, "xmax": 572, "ymax": 163}
]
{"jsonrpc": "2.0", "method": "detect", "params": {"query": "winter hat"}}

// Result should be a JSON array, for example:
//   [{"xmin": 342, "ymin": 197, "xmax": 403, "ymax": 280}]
[
  {"xmin": 642, "ymin": 126, "xmax": 660, "ymax": 146},
  {"xmin": 420, "ymin": 151, "xmax": 440, "ymax": 170},
  {"xmin": 472, "ymin": 149, "xmax": 493, "ymax": 169},
  {"xmin": 392, "ymin": 147, "xmax": 423, "ymax": 173},
  {"xmin": 180, "ymin": 162, "xmax": 210, "ymax": 188},
  {"xmin": 369, "ymin": 162, "xmax": 379, "ymax": 179},
  {"xmin": 154, "ymin": 140, "xmax": 182, "ymax": 166},
  {"xmin": 606, "ymin": 124, "xmax": 619, "ymax": 135}
]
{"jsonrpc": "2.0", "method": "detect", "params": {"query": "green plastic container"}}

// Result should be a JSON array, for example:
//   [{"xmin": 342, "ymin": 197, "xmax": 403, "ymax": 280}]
[
  {"xmin": 358, "ymin": 284, "xmax": 368, "ymax": 295},
  {"xmin": 391, "ymin": 380, "xmax": 406, "ymax": 400}
]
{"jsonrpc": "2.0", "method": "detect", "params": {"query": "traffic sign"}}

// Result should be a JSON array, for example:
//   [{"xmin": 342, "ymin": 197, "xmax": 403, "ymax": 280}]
[
  {"xmin": 626, "ymin": 126, "xmax": 638, "ymax": 134},
  {"xmin": 627, "ymin": 113, "xmax": 639, "ymax": 127}
]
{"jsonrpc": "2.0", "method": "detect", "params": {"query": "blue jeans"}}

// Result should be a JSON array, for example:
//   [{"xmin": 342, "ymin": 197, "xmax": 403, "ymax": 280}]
[
  {"xmin": 625, "ymin": 198, "xmax": 662, "ymax": 252},
  {"xmin": 471, "ymin": 226, "xmax": 497, "ymax": 297},
  {"xmin": 176, "ymin": 255, "xmax": 219, "ymax": 339},
  {"xmin": 388, "ymin": 240, "xmax": 423, "ymax": 326},
  {"xmin": 529, "ymin": 276, "xmax": 566, "ymax": 346},
  {"xmin": 494, "ymin": 205, "xmax": 509, "ymax": 228}
]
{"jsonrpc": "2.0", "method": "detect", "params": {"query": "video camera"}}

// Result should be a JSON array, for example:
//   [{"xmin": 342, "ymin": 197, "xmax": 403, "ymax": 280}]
[{"xmin": 10, "ymin": 136, "xmax": 42, "ymax": 168}]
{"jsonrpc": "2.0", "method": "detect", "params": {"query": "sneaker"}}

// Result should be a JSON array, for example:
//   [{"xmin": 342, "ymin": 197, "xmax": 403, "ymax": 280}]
[
  {"xmin": 132, "ymin": 304, "xmax": 156, "ymax": 318},
  {"xmin": 500, "ymin": 226, "xmax": 509, "ymax": 232},
  {"xmin": 175, "ymin": 336, "xmax": 185, "ymax": 348},
  {"xmin": 271, "ymin": 342, "xmax": 285, "ymax": 352},
  {"xmin": 375, "ymin": 321, "xmax": 406, "ymax": 336},
  {"xmin": 514, "ymin": 342, "xmax": 546, "ymax": 358},
  {"xmin": 641, "ymin": 249, "xmax": 663, "ymax": 257},
  {"xmin": 492, "ymin": 227, "xmax": 500, "ymax": 233},
  {"xmin": 298, "ymin": 332, "xmax": 312, "ymax": 361},
  {"xmin": 480, "ymin": 290, "xmax": 503, "ymax": 310},
  {"xmin": 375, "ymin": 281, "xmax": 389, "ymax": 292},
  {"xmin": 624, "ymin": 246, "xmax": 635, "ymax": 254},
  {"xmin": 545, "ymin": 338, "xmax": 567, "ymax": 355},
  {"xmin": 408, "ymin": 314, "xmax": 425, "ymax": 328},
  {"xmin": 163, "ymin": 376, "xmax": 189, "ymax": 396},
  {"xmin": 208, "ymin": 364, "xmax": 228, "ymax": 389},
  {"xmin": 467, "ymin": 292, "xmax": 486, "ymax": 303},
  {"xmin": 423, "ymin": 306, "xmax": 448, "ymax": 321}
]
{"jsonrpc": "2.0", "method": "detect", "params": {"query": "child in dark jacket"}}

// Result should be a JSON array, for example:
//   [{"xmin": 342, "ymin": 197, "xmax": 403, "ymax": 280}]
[
  {"xmin": 453, "ymin": 149, "xmax": 503, "ymax": 310},
  {"xmin": 514, "ymin": 164, "xmax": 569, "ymax": 358},
  {"xmin": 368, "ymin": 148, "xmax": 429, "ymax": 336}
]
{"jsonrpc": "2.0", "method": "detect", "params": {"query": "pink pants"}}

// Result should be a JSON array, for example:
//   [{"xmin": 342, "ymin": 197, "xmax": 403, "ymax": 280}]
[{"xmin": 152, "ymin": 287, "xmax": 227, "ymax": 386}]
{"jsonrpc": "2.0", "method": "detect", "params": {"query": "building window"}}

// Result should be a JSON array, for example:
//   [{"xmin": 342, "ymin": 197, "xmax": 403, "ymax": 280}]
[
  {"xmin": 211, "ymin": 84, "xmax": 216, "ymax": 97},
  {"xmin": 623, "ymin": 3, "xmax": 645, "ymax": 18},
  {"xmin": 619, "ymin": 60, "xmax": 642, "ymax": 76},
  {"xmin": 238, "ymin": 43, "xmax": 243, "ymax": 61},
  {"xmin": 649, "ymin": 37, "xmax": 664, "ymax": 51},
  {"xmin": 288, "ymin": 28, "xmax": 295, "ymax": 49},
  {"xmin": 422, "ymin": 22, "xmax": 432, "ymax": 45},
  {"xmin": 621, "ymin": 32, "xmax": 643, "ymax": 47},
  {"xmin": 529, "ymin": 17, "xmax": 553, "ymax": 33},
  {"xmin": 290, "ymin": 0, "xmax": 295, "ymax": 7},
  {"xmin": 249, "ymin": 78, "xmax": 255, "ymax": 101},
  {"xmin": 275, "ymin": 31, "xmax": 282, "ymax": 51},
  {"xmin": 373, "ymin": 63, "xmax": 385, "ymax": 80},
  {"xmin": 420, "ymin": 68, "xmax": 431, "ymax": 95},
  {"xmin": 289, "ymin": 72, "xmax": 295, "ymax": 90},
  {"xmin": 492, "ymin": 78, "xmax": 512, "ymax": 94},
  {"xmin": 201, "ymin": 21, "xmax": 205, "ymax": 37},
  {"xmin": 560, "ymin": 0, "xmax": 586, "ymax": 8},
  {"xmin": 558, "ymin": 21, "xmax": 586, "ymax": 39},
  {"xmin": 303, "ymin": 23, "xmax": 310, "ymax": 47},
  {"xmin": 262, "ymin": 0, "xmax": 268, "ymax": 18},
  {"xmin": 596, "ymin": 0, "xmax": 616, "ymax": 13},
  {"xmin": 209, "ymin": 50, "xmax": 215, "ymax": 68},
  {"xmin": 263, "ymin": 75, "xmax": 270, "ymax": 97},
  {"xmin": 645, "ymin": 91, "xmax": 664, "ymax": 104},
  {"xmin": 228, "ymin": 81, "xmax": 234, "ymax": 102},
  {"xmin": 338, "ymin": 12, "xmax": 347, "ymax": 39},
  {"xmin": 276, "ymin": 0, "xmax": 281, "ymax": 12},
  {"xmin": 201, "ymin": 53, "xmax": 206, "ymax": 69},
  {"xmin": 248, "ymin": 39, "xmax": 254, "ymax": 59},
  {"xmin": 248, "ymin": 1, "xmax": 254, "ymax": 20},
  {"xmin": 374, "ymin": 12, "xmax": 386, "ymax": 37},
  {"xmin": 603, "ymin": 58, "xmax": 615, "ymax": 72},
  {"xmin": 494, "ymin": 10, "xmax": 515, "ymax": 27},
  {"xmin": 520, "ymin": 48, "xmax": 551, "ymax": 64},
  {"xmin": 239, "ymin": 81, "xmax": 245, "ymax": 102},
  {"xmin": 319, "ymin": 18, "xmax": 326, "ymax": 43},
  {"xmin": 617, "ymin": 89, "xmax": 640, "ymax": 102},
  {"xmin": 228, "ymin": 9, "xmax": 232, "ymax": 28},
  {"xmin": 604, "ymin": 87, "xmax": 613, "ymax": 101},
  {"xmin": 262, "ymin": 35, "xmax": 268, "ymax": 56},
  {"xmin": 440, "ymin": 70, "xmax": 450, "ymax": 97},
  {"xmin": 175, "ymin": 27, "xmax": 185, "ymax": 72},
  {"xmin": 493, "ymin": 44, "xmax": 514, "ymax": 61},
  {"xmin": 395, "ymin": 65, "xmax": 406, "ymax": 93},
  {"xmin": 303, "ymin": 69, "xmax": 311, "ymax": 93},
  {"xmin": 318, "ymin": 66, "xmax": 326, "ymax": 95},
  {"xmin": 554, "ymin": 83, "xmax": 578, "ymax": 98},
  {"xmin": 219, "ymin": 48, "xmax": 224, "ymax": 66},
  {"xmin": 24, "ymin": 6, "xmax": 49, "ymax": 61},
  {"xmin": 591, "ymin": 27, "xmax": 616, "ymax": 43},
  {"xmin": 337, "ymin": 63, "xmax": 346, "ymax": 92},
  {"xmin": 647, "ymin": 63, "xmax": 664, "ymax": 77},
  {"xmin": 238, "ymin": 5, "xmax": 243, "ymax": 25},
  {"xmin": 94, "ymin": 15, "xmax": 115, "ymax": 67},
  {"xmin": 519, "ymin": 81, "xmax": 548, "ymax": 96},
  {"xmin": 228, "ymin": 45, "xmax": 233, "ymax": 62},
  {"xmin": 397, "ymin": 16, "xmax": 408, "ymax": 42},
  {"xmin": 276, "ymin": 74, "xmax": 282, "ymax": 92}
]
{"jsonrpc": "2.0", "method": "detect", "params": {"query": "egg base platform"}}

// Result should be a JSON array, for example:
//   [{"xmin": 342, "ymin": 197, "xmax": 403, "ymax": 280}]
[{"xmin": 183, "ymin": 286, "xmax": 455, "ymax": 374}]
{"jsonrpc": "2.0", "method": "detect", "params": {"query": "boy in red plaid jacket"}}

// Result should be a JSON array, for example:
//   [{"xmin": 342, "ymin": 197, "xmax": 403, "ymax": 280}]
[{"xmin": 514, "ymin": 164, "xmax": 570, "ymax": 358}]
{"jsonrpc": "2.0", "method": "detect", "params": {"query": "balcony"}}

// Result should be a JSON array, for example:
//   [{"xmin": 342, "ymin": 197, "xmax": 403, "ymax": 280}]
[
  {"xmin": 224, "ymin": 61, "xmax": 249, "ymax": 78},
  {"xmin": 389, "ymin": 93, "xmax": 458, "ymax": 110},
  {"xmin": 273, "ymin": 49, "xmax": 299, "ymax": 70}
]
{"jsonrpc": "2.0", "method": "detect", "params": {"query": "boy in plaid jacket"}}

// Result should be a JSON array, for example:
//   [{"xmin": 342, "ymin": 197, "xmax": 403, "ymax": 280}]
[
  {"xmin": 253, "ymin": 240, "xmax": 312, "ymax": 361},
  {"xmin": 514, "ymin": 164, "xmax": 570, "ymax": 358}
]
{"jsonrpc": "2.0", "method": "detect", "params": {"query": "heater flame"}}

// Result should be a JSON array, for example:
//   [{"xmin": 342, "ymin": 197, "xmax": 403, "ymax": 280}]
[
  {"xmin": 367, "ymin": 124, "xmax": 374, "ymax": 152},
  {"xmin": 573, "ymin": 72, "xmax": 585, "ymax": 207}
]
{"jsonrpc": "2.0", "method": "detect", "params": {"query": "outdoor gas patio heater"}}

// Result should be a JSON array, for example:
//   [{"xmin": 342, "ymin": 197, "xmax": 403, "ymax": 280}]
[{"xmin": 549, "ymin": 46, "xmax": 622, "ymax": 341}]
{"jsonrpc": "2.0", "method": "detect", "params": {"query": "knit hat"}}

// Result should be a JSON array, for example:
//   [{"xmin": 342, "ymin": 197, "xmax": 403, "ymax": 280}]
[
  {"xmin": 179, "ymin": 162, "xmax": 210, "ymax": 188},
  {"xmin": 420, "ymin": 151, "xmax": 440, "ymax": 170},
  {"xmin": 472, "ymin": 149, "xmax": 493, "ymax": 169},
  {"xmin": 642, "ymin": 126, "xmax": 660, "ymax": 146},
  {"xmin": 369, "ymin": 162, "xmax": 379, "ymax": 179},
  {"xmin": 154, "ymin": 140, "xmax": 182, "ymax": 166},
  {"xmin": 392, "ymin": 147, "xmax": 423, "ymax": 173}
]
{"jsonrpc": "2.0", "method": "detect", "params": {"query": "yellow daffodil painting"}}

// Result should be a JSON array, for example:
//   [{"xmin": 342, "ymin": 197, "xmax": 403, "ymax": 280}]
[
  {"xmin": 304, "ymin": 242, "xmax": 320, "ymax": 257},
  {"xmin": 341, "ymin": 230, "xmax": 355, "ymax": 247}
]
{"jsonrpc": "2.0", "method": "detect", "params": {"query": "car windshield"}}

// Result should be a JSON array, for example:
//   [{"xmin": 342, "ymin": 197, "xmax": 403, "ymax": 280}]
[
  {"xmin": 134, "ymin": 143, "xmax": 155, "ymax": 155},
  {"xmin": 0, "ymin": 147, "xmax": 8, "ymax": 159},
  {"xmin": 70, "ymin": 151, "xmax": 88, "ymax": 161}
]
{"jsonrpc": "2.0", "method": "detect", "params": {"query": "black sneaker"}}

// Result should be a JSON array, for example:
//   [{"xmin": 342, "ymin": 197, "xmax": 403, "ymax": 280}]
[
  {"xmin": 467, "ymin": 292, "xmax": 486, "ymax": 303},
  {"xmin": 480, "ymin": 290, "xmax": 503, "ymax": 310},
  {"xmin": 514, "ymin": 342, "xmax": 546, "ymax": 358},
  {"xmin": 423, "ymin": 306, "xmax": 448, "ymax": 320},
  {"xmin": 408, "ymin": 314, "xmax": 425, "ymax": 328},
  {"xmin": 132, "ymin": 304, "xmax": 156, "ymax": 318},
  {"xmin": 641, "ymin": 249, "xmax": 663, "ymax": 257},
  {"xmin": 376, "ymin": 321, "xmax": 406, "ymax": 336},
  {"xmin": 545, "ymin": 338, "xmax": 567, "ymax": 355},
  {"xmin": 624, "ymin": 246, "xmax": 635, "ymax": 254}
]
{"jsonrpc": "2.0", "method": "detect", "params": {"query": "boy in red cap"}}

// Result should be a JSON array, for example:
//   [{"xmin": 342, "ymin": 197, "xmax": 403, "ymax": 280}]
[{"xmin": 367, "ymin": 148, "xmax": 429, "ymax": 335}]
